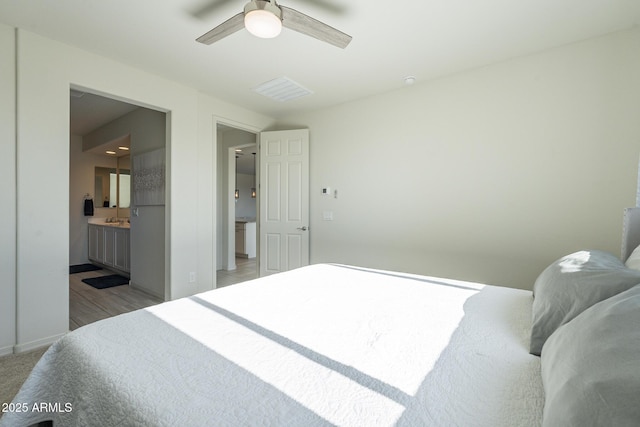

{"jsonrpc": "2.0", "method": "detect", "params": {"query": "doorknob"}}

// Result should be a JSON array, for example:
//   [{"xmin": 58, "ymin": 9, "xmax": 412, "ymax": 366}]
[{"xmin": 297, "ymin": 226, "xmax": 308, "ymax": 231}]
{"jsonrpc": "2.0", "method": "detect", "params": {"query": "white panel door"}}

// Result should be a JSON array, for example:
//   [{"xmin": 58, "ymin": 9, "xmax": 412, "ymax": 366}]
[{"xmin": 259, "ymin": 129, "xmax": 309, "ymax": 276}]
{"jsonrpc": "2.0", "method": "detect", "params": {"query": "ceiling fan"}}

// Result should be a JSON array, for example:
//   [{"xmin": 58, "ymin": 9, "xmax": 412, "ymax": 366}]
[{"xmin": 196, "ymin": 0, "xmax": 352, "ymax": 49}]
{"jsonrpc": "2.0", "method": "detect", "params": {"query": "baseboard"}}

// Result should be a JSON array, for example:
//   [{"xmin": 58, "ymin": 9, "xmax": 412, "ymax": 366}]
[
  {"xmin": 129, "ymin": 282, "xmax": 164, "ymax": 301},
  {"xmin": 13, "ymin": 332, "xmax": 65, "ymax": 354}
]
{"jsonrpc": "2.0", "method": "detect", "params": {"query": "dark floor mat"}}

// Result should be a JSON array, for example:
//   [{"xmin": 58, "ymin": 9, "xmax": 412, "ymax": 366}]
[
  {"xmin": 81, "ymin": 274, "xmax": 129, "ymax": 289},
  {"xmin": 69, "ymin": 264, "xmax": 102, "ymax": 274}
]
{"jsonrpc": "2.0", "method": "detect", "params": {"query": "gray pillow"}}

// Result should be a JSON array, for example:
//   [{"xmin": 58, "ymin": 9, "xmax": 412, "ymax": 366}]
[
  {"xmin": 540, "ymin": 284, "xmax": 640, "ymax": 427},
  {"xmin": 530, "ymin": 250, "xmax": 640, "ymax": 355}
]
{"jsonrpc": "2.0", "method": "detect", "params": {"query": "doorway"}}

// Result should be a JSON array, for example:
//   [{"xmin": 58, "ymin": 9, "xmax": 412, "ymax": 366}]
[
  {"xmin": 216, "ymin": 123, "xmax": 258, "ymax": 285},
  {"xmin": 69, "ymin": 89, "xmax": 167, "ymax": 327}
]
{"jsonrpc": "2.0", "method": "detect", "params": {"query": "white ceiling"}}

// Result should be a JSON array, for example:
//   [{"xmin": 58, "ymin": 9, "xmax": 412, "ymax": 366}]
[
  {"xmin": 3, "ymin": 0, "xmax": 640, "ymax": 122},
  {"xmin": 70, "ymin": 92, "xmax": 139, "ymax": 136}
]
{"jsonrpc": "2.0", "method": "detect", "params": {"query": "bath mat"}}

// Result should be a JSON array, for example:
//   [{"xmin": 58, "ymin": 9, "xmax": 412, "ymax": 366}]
[
  {"xmin": 82, "ymin": 275, "xmax": 129, "ymax": 289},
  {"xmin": 69, "ymin": 264, "xmax": 102, "ymax": 274}
]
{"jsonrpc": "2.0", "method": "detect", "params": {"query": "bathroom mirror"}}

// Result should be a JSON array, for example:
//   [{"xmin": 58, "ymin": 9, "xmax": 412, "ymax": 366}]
[
  {"xmin": 94, "ymin": 166, "xmax": 116, "ymax": 208},
  {"xmin": 118, "ymin": 155, "xmax": 131, "ymax": 210},
  {"xmin": 94, "ymin": 155, "xmax": 130, "ymax": 213}
]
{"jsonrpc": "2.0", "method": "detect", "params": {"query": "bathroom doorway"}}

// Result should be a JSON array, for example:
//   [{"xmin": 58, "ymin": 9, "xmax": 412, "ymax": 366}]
[
  {"xmin": 69, "ymin": 89, "xmax": 167, "ymax": 327},
  {"xmin": 216, "ymin": 123, "xmax": 258, "ymax": 285}
]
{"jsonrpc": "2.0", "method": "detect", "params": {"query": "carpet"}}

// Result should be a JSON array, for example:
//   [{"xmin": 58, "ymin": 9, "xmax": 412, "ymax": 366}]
[
  {"xmin": 0, "ymin": 346, "xmax": 49, "ymax": 406},
  {"xmin": 69, "ymin": 264, "xmax": 101, "ymax": 274},
  {"xmin": 82, "ymin": 274, "xmax": 129, "ymax": 289}
]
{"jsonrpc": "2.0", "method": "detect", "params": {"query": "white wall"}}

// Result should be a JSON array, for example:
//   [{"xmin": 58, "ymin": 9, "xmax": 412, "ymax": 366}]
[
  {"xmin": 15, "ymin": 29, "xmax": 71, "ymax": 351},
  {"xmin": 3, "ymin": 27, "xmax": 274, "ymax": 353},
  {"xmin": 279, "ymin": 28, "xmax": 640, "ymax": 290},
  {"xmin": 0, "ymin": 24, "xmax": 16, "ymax": 356}
]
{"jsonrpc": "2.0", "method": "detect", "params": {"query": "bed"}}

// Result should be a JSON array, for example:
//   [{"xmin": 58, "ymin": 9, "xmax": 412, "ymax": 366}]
[{"xmin": 2, "ymin": 209, "xmax": 640, "ymax": 427}]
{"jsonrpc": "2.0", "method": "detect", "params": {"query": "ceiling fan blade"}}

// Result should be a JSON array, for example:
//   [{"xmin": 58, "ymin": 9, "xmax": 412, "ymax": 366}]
[
  {"xmin": 196, "ymin": 12, "xmax": 245, "ymax": 45},
  {"xmin": 281, "ymin": 6, "xmax": 352, "ymax": 49}
]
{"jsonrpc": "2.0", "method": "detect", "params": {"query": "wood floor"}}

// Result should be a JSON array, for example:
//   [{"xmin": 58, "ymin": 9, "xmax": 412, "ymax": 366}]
[
  {"xmin": 216, "ymin": 257, "xmax": 258, "ymax": 287},
  {"xmin": 70, "ymin": 258, "xmax": 257, "ymax": 329},
  {"xmin": 69, "ymin": 269, "xmax": 162, "ymax": 330}
]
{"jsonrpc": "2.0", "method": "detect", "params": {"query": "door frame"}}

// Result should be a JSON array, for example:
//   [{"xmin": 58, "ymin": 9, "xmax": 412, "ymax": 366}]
[
  {"xmin": 214, "ymin": 117, "xmax": 261, "ymax": 283},
  {"xmin": 226, "ymin": 142, "xmax": 258, "ymax": 270}
]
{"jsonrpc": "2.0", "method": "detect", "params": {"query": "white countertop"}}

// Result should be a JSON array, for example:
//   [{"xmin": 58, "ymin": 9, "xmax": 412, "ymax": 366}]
[
  {"xmin": 235, "ymin": 218, "xmax": 256, "ymax": 224},
  {"xmin": 88, "ymin": 218, "xmax": 131, "ymax": 229}
]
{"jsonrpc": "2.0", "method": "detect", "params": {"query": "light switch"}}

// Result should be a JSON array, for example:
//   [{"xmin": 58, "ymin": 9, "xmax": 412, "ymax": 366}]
[
  {"xmin": 322, "ymin": 187, "xmax": 331, "ymax": 196},
  {"xmin": 323, "ymin": 211, "xmax": 334, "ymax": 221}
]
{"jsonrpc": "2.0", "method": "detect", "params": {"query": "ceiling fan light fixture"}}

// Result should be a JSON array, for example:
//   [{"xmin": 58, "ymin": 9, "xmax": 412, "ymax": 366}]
[{"xmin": 244, "ymin": 1, "xmax": 282, "ymax": 39}]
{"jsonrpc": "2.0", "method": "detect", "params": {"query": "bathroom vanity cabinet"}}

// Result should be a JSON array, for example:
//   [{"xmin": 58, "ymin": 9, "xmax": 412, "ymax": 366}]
[
  {"xmin": 88, "ymin": 223, "xmax": 130, "ymax": 275},
  {"xmin": 235, "ymin": 221, "xmax": 256, "ymax": 259}
]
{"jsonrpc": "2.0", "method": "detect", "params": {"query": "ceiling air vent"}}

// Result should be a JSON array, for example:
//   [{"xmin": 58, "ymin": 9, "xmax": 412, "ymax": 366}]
[{"xmin": 253, "ymin": 77, "xmax": 313, "ymax": 102}]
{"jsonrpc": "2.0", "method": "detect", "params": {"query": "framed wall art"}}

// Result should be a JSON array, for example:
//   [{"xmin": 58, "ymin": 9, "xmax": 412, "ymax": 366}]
[{"xmin": 132, "ymin": 148, "xmax": 165, "ymax": 206}]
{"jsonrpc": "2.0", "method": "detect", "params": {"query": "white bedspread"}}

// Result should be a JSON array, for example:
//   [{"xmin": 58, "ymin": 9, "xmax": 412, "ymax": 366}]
[{"xmin": 1, "ymin": 264, "xmax": 543, "ymax": 426}]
